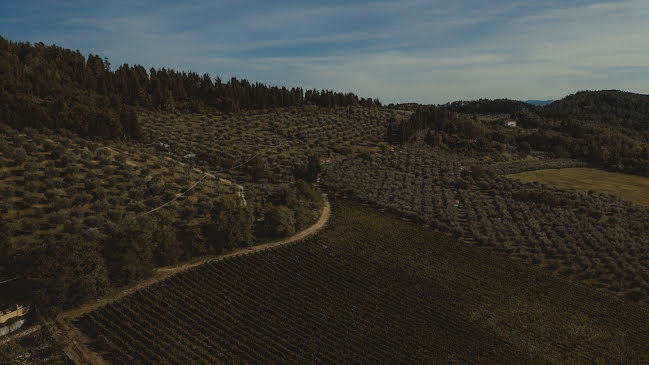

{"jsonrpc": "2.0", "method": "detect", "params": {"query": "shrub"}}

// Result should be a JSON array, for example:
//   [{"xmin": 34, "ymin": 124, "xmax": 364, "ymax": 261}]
[
  {"xmin": 23, "ymin": 192, "xmax": 41, "ymax": 206},
  {"xmin": 14, "ymin": 149, "xmax": 27, "ymax": 165},
  {"xmin": 263, "ymin": 205, "xmax": 296, "ymax": 238}
]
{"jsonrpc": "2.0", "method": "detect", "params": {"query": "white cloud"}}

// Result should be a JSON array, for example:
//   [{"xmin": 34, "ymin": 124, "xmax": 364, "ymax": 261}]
[{"xmin": 23, "ymin": 0, "xmax": 649, "ymax": 103}]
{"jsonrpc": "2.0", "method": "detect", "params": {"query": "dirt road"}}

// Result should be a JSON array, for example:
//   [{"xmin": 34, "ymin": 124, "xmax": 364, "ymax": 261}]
[{"xmin": 54, "ymin": 194, "xmax": 330, "ymax": 364}]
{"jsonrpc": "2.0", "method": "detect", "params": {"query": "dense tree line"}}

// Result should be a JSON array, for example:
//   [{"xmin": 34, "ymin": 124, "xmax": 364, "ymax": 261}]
[
  {"xmin": 390, "ymin": 99, "xmax": 649, "ymax": 175},
  {"xmin": 387, "ymin": 106, "xmax": 461, "ymax": 144},
  {"xmin": 0, "ymin": 36, "xmax": 381, "ymax": 140},
  {"xmin": 441, "ymin": 98, "xmax": 532, "ymax": 115},
  {"xmin": 385, "ymin": 102, "xmax": 421, "ymax": 111},
  {"xmin": 514, "ymin": 121, "xmax": 649, "ymax": 175},
  {"xmin": 538, "ymin": 90, "xmax": 649, "ymax": 133}
]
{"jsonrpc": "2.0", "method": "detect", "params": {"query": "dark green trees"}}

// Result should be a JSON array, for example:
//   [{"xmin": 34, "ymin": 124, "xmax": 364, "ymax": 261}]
[
  {"xmin": 26, "ymin": 235, "xmax": 109, "ymax": 312},
  {"xmin": 519, "ymin": 142, "xmax": 532, "ymax": 156},
  {"xmin": 264, "ymin": 206, "xmax": 296, "ymax": 238},
  {"xmin": 104, "ymin": 217, "xmax": 156, "ymax": 285},
  {"xmin": 294, "ymin": 155, "xmax": 321, "ymax": 183},
  {"xmin": 210, "ymin": 196, "xmax": 254, "ymax": 249},
  {"xmin": 0, "ymin": 36, "xmax": 381, "ymax": 141},
  {"xmin": 0, "ymin": 217, "xmax": 9, "ymax": 275}
]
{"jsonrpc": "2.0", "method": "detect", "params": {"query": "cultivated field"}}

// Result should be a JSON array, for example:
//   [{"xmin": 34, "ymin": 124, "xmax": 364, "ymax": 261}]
[
  {"xmin": 75, "ymin": 200, "xmax": 649, "ymax": 363},
  {"xmin": 323, "ymin": 144, "xmax": 649, "ymax": 303},
  {"xmin": 506, "ymin": 167, "xmax": 649, "ymax": 205},
  {"xmin": 0, "ymin": 125, "xmax": 239, "ymax": 247},
  {"xmin": 138, "ymin": 106, "xmax": 409, "ymax": 182}
]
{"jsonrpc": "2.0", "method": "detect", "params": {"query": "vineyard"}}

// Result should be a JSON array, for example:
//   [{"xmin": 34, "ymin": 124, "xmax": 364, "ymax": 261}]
[
  {"xmin": 321, "ymin": 143, "xmax": 649, "ymax": 303},
  {"xmin": 75, "ymin": 200, "xmax": 649, "ymax": 363}
]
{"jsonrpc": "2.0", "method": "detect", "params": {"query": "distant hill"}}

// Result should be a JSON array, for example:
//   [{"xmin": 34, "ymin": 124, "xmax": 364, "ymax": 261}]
[
  {"xmin": 441, "ymin": 98, "xmax": 533, "ymax": 115},
  {"xmin": 537, "ymin": 90, "xmax": 649, "ymax": 132},
  {"xmin": 525, "ymin": 99, "xmax": 554, "ymax": 106}
]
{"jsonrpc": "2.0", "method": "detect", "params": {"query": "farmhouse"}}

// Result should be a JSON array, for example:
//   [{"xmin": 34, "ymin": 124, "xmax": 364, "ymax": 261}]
[{"xmin": 503, "ymin": 119, "xmax": 517, "ymax": 128}]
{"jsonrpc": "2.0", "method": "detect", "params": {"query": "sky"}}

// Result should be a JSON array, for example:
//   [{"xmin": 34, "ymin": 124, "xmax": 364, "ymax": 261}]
[{"xmin": 2, "ymin": 0, "xmax": 649, "ymax": 104}]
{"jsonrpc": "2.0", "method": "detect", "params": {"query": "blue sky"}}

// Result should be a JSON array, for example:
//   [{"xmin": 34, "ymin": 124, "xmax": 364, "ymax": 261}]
[{"xmin": 2, "ymin": 0, "xmax": 649, "ymax": 104}]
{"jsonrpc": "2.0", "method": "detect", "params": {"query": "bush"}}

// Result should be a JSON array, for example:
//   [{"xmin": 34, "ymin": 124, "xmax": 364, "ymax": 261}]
[
  {"xmin": 211, "ymin": 196, "xmax": 254, "ymax": 248},
  {"xmin": 263, "ymin": 205, "xmax": 296, "ymax": 238},
  {"xmin": 103, "ymin": 217, "xmax": 157, "ymax": 285},
  {"xmin": 26, "ymin": 235, "xmax": 109, "ymax": 312},
  {"xmin": 23, "ymin": 192, "xmax": 40, "ymax": 206},
  {"xmin": 518, "ymin": 141, "xmax": 532, "ymax": 155},
  {"xmin": 14, "ymin": 149, "xmax": 27, "ymax": 165},
  {"xmin": 471, "ymin": 165, "xmax": 486, "ymax": 179}
]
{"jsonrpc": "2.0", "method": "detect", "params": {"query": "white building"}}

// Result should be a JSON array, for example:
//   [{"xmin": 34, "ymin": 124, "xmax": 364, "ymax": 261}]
[{"xmin": 503, "ymin": 120, "xmax": 517, "ymax": 128}]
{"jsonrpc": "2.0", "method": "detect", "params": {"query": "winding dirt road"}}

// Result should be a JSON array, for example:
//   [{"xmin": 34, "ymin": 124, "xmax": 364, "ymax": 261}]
[{"xmin": 53, "ymin": 194, "xmax": 330, "ymax": 364}]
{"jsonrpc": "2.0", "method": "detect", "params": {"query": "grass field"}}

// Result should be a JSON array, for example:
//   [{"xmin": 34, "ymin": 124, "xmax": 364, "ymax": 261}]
[
  {"xmin": 75, "ymin": 199, "xmax": 649, "ymax": 363},
  {"xmin": 506, "ymin": 167, "xmax": 649, "ymax": 204}
]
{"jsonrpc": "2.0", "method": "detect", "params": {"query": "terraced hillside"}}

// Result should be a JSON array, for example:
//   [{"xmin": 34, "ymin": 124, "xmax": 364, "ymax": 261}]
[
  {"xmin": 0, "ymin": 119, "xmax": 325, "ymax": 312},
  {"xmin": 0, "ymin": 125, "xmax": 238, "ymax": 247},
  {"xmin": 75, "ymin": 200, "xmax": 649, "ymax": 363},
  {"xmin": 322, "ymin": 144, "xmax": 649, "ymax": 303},
  {"xmin": 138, "ymin": 106, "xmax": 409, "ymax": 181}
]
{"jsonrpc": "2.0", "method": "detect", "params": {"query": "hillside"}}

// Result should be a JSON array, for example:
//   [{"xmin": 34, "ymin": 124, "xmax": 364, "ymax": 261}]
[
  {"xmin": 539, "ymin": 90, "xmax": 649, "ymax": 132},
  {"xmin": 75, "ymin": 200, "xmax": 649, "ymax": 363},
  {"xmin": 441, "ymin": 98, "xmax": 533, "ymax": 114},
  {"xmin": 0, "ymin": 38, "xmax": 403, "ymax": 316},
  {"xmin": 0, "ymin": 36, "xmax": 381, "ymax": 141},
  {"xmin": 2, "ymin": 34, "xmax": 649, "ymax": 364},
  {"xmin": 323, "ymin": 143, "xmax": 649, "ymax": 303}
]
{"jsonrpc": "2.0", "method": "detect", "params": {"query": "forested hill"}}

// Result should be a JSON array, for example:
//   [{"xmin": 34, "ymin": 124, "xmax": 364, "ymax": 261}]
[
  {"xmin": 539, "ymin": 90, "xmax": 649, "ymax": 132},
  {"xmin": 440, "ymin": 98, "xmax": 533, "ymax": 115},
  {"xmin": 428, "ymin": 91, "xmax": 649, "ymax": 134},
  {"xmin": 0, "ymin": 36, "xmax": 381, "ymax": 139}
]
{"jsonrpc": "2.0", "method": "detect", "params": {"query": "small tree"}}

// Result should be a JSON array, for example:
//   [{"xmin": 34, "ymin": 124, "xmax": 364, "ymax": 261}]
[
  {"xmin": 471, "ymin": 165, "xmax": 486, "ymax": 180},
  {"xmin": 264, "ymin": 205, "xmax": 296, "ymax": 238},
  {"xmin": 103, "ymin": 217, "xmax": 156, "ymax": 285},
  {"xmin": 26, "ymin": 235, "xmax": 109, "ymax": 313},
  {"xmin": 211, "ymin": 195, "xmax": 254, "ymax": 248}
]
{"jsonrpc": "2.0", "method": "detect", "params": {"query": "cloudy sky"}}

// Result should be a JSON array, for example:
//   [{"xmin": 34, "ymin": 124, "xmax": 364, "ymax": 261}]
[{"xmin": 2, "ymin": 0, "xmax": 648, "ymax": 104}]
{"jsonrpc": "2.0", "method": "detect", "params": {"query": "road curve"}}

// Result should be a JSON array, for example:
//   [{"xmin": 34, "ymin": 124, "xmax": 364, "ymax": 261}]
[{"xmin": 54, "ymin": 194, "xmax": 330, "ymax": 364}]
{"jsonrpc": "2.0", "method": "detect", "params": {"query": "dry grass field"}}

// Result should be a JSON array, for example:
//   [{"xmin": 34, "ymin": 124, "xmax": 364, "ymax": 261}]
[{"xmin": 506, "ymin": 167, "xmax": 649, "ymax": 204}]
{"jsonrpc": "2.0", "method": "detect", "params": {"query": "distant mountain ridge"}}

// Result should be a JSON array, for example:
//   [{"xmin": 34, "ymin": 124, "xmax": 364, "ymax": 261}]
[{"xmin": 525, "ymin": 99, "xmax": 554, "ymax": 106}]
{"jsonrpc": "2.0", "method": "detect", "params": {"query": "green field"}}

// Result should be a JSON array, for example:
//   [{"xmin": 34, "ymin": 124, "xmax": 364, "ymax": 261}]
[
  {"xmin": 76, "ymin": 199, "xmax": 649, "ymax": 363},
  {"xmin": 506, "ymin": 167, "xmax": 649, "ymax": 204}
]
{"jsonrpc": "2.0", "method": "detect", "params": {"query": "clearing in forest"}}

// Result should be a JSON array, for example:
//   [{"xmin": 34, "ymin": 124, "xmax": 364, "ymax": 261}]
[{"xmin": 506, "ymin": 167, "xmax": 649, "ymax": 204}]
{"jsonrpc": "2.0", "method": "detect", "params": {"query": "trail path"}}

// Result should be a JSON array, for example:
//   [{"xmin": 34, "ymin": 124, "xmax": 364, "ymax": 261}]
[{"xmin": 53, "ymin": 194, "xmax": 330, "ymax": 364}]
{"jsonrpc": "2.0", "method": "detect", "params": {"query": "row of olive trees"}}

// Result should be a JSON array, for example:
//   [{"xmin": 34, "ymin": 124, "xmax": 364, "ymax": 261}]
[
  {"xmin": 0, "ymin": 123, "xmax": 326, "ymax": 313},
  {"xmin": 321, "ymin": 143, "xmax": 649, "ymax": 302}
]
